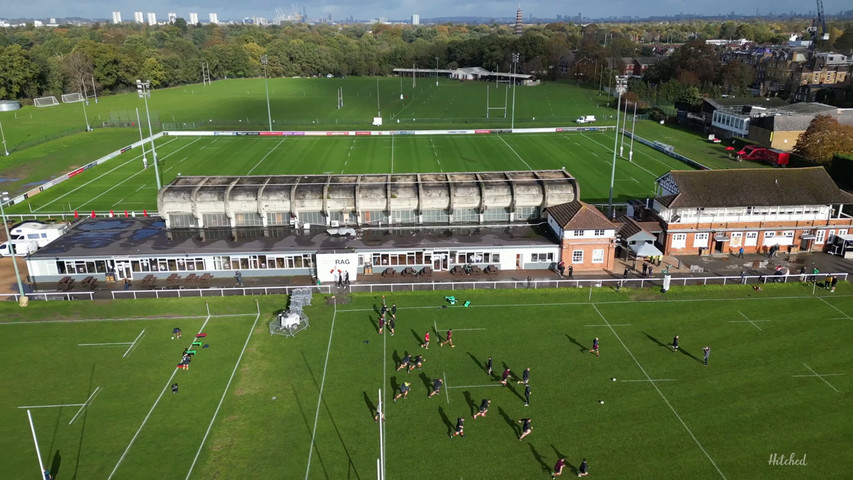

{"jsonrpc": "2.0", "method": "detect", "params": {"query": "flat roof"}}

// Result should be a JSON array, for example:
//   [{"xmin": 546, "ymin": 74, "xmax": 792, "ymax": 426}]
[{"xmin": 31, "ymin": 218, "xmax": 558, "ymax": 259}]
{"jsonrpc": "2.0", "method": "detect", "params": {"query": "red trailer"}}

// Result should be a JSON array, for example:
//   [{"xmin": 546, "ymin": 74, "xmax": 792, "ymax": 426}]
[{"xmin": 736, "ymin": 145, "xmax": 789, "ymax": 166}]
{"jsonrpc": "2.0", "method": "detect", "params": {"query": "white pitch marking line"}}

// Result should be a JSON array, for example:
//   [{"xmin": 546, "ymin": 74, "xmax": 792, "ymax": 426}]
[
  {"xmin": 122, "ymin": 329, "xmax": 145, "ymax": 358},
  {"xmin": 304, "ymin": 298, "xmax": 338, "ymax": 480},
  {"xmin": 792, "ymin": 374, "xmax": 845, "ymax": 377},
  {"xmin": 68, "ymin": 386, "xmax": 102, "ymax": 425},
  {"xmin": 817, "ymin": 297, "xmax": 852, "ymax": 320},
  {"xmin": 446, "ymin": 384, "xmax": 501, "ymax": 389},
  {"xmin": 801, "ymin": 363, "xmax": 840, "ymax": 393},
  {"xmin": 496, "ymin": 134, "xmax": 534, "ymax": 170},
  {"xmin": 620, "ymin": 379, "xmax": 677, "ymax": 383},
  {"xmin": 246, "ymin": 137, "xmax": 286, "ymax": 175},
  {"xmin": 736, "ymin": 312, "xmax": 764, "ymax": 331},
  {"xmin": 78, "ymin": 342, "xmax": 133, "ymax": 346},
  {"xmin": 135, "ymin": 184, "xmax": 147, "ymax": 192},
  {"xmin": 443, "ymin": 372, "xmax": 450, "ymax": 404},
  {"xmin": 111, "ymin": 198, "xmax": 125, "ymax": 207},
  {"xmin": 185, "ymin": 302, "xmax": 262, "ymax": 480},
  {"xmin": 108, "ymin": 315, "xmax": 211, "ymax": 479},
  {"xmin": 445, "ymin": 328, "xmax": 487, "ymax": 331},
  {"xmin": 592, "ymin": 304, "xmax": 726, "ymax": 479},
  {"xmin": 18, "ymin": 403, "xmax": 85, "ymax": 409},
  {"xmin": 585, "ymin": 324, "xmax": 631, "ymax": 327}
]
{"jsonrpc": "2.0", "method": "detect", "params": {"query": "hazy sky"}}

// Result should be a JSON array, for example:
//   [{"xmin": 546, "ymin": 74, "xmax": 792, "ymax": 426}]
[{"xmin": 4, "ymin": 1, "xmax": 847, "ymax": 22}]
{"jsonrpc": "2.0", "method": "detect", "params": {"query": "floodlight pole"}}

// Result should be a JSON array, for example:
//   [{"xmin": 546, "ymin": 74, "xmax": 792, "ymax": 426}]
[
  {"xmin": 27, "ymin": 410, "xmax": 46, "ymax": 478},
  {"xmin": 1, "ymin": 191, "xmax": 27, "ymax": 306},
  {"xmin": 137, "ymin": 80, "xmax": 161, "ymax": 190},
  {"xmin": 376, "ymin": 79, "xmax": 381, "ymax": 117},
  {"xmin": 262, "ymin": 55, "xmax": 272, "ymax": 132},
  {"xmin": 619, "ymin": 94, "xmax": 628, "ymax": 157},
  {"xmin": 435, "ymin": 56, "xmax": 439, "ymax": 86},
  {"xmin": 135, "ymin": 108, "xmax": 148, "ymax": 169},
  {"xmin": 511, "ymin": 53, "xmax": 519, "ymax": 131},
  {"xmin": 82, "ymin": 97, "xmax": 91, "ymax": 132},
  {"xmin": 629, "ymin": 101, "xmax": 637, "ymax": 162},
  {"xmin": 0, "ymin": 118, "xmax": 8, "ymax": 156},
  {"xmin": 608, "ymin": 76, "xmax": 627, "ymax": 219},
  {"xmin": 412, "ymin": 62, "xmax": 416, "ymax": 89}
]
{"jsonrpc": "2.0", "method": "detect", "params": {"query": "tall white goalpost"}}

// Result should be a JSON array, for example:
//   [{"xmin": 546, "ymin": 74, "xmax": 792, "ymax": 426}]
[
  {"xmin": 377, "ymin": 388, "xmax": 385, "ymax": 480},
  {"xmin": 27, "ymin": 410, "xmax": 47, "ymax": 479}
]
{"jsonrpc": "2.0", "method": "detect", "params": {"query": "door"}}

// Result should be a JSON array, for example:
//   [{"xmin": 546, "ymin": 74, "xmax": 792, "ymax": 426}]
[
  {"xmin": 115, "ymin": 261, "xmax": 133, "ymax": 280},
  {"xmin": 433, "ymin": 251, "xmax": 449, "ymax": 271}
]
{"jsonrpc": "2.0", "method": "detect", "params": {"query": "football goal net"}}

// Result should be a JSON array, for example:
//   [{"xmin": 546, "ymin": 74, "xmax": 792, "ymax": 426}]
[
  {"xmin": 269, "ymin": 288, "xmax": 314, "ymax": 337},
  {"xmin": 34, "ymin": 96, "xmax": 60, "ymax": 107},
  {"xmin": 61, "ymin": 93, "xmax": 85, "ymax": 104}
]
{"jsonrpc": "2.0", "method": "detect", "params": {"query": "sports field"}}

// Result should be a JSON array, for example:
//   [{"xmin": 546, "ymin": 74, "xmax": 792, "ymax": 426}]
[
  {"xmin": 1, "ymin": 285, "xmax": 850, "ymax": 479},
  {"xmin": 9, "ymin": 130, "xmax": 691, "ymax": 214}
]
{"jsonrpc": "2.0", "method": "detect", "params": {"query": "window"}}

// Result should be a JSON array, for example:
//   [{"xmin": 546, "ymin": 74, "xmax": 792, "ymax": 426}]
[
  {"xmin": 483, "ymin": 208, "xmax": 510, "ymax": 222},
  {"xmin": 838, "ymin": 229, "xmax": 848, "ymax": 237},
  {"xmin": 592, "ymin": 249, "xmax": 604, "ymax": 263},
  {"xmin": 693, "ymin": 233, "xmax": 709, "ymax": 248},
  {"xmin": 671, "ymin": 234, "xmax": 687, "ymax": 249},
  {"xmin": 573, "ymin": 230, "xmax": 584, "ymax": 237},
  {"xmin": 531, "ymin": 252, "xmax": 554, "ymax": 263},
  {"xmin": 391, "ymin": 210, "xmax": 417, "ymax": 224},
  {"xmin": 422, "ymin": 209, "xmax": 449, "ymax": 223},
  {"xmin": 266, "ymin": 212, "xmax": 290, "ymax": 226},
  {"xmin": 763, "ymin": 231, "xmax": 776, "ymax": 246},
  {"xmin": 745, "ymin": 232, "xmax": 758, "ymax": 246},
  {"xmin": 363, "ymin": 210, "xmax": 389, "ymax": 225},
  {"xmin": 815, "ymin": 229, "xmax": 826, "ymax": 244},
  {"xmin": 298, "ymin": 211, "xmax": 325, "ymax": 226},
  {"xmin": 515, "ymin": 206, "xmax": 540, "ymax": 221},
  {"xmin": 170, "ymin": 213, "xmax": 198, "ymax": 228},
  {"xmin": 203, "ymin": 213, "xmax": 229, "ymax": 227},
  {"xmin": 235, "ymin": 213, "xmax": 263, "ymax": 226},
  {"xmin": 453, "ymin": 208, "xmax": 479, "ymax": 223},
  {"xmin": 730, "ymin": 232, "xmax": 743, "ymax": 248},
  {"xmin": 594, "ymin": 229, "xmax": 605, "ymax": 236},
  {"xmin": 572, "ymin": 250, "xmax": 584, "ymax": 263}
]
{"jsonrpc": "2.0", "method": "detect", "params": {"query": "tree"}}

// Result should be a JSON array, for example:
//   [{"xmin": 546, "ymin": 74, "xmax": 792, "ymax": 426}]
[
  {"xmin": 793, "ymin": 115, "xmax": 853, "ymax": 164},
  {"xmin": 0, "ymin": 44, "xmax": 38, "ymax": 99}
]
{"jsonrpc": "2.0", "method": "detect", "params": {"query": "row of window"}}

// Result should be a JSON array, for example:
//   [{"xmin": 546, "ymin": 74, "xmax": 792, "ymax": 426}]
[
  {"xmin": 573, "ymin": 229, "xmax": 607, "ymax": 237},
  {"xmin": 55, "ymin": 254, "xmax": 315, "ymax": 275},
  {"xmin": 670, "ymin": 229, "xmax": 848, "ymax": 249},
  {"xmin": 572, "ymin": 249, "xmax": 606, "ymax": 264},
  {"xmin": 170, "ymin": 207, "xmax": 541, "ymax": 228},
  {"xmin": 678, "ymin": 206, "xmax": 825, "ymax": 218}
]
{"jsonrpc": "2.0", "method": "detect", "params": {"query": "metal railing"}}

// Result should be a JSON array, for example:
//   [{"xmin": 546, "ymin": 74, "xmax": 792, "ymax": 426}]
[{"xmin": 109, "ymin": 284, "xmax": 331, "ymax": 300}]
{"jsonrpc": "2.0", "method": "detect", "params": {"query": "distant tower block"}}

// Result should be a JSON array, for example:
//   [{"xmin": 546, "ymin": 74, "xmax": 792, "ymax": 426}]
[
  {"xmin": 412, "ymin": 14, "xmax": 420, "ymax": 25},
  {"xmin": 168, "ymin": 13, "xmax": 177, "ymax": 24},
  {"xmin": 112, "ymin": 11, "xmax": 122, "ymax": 24},
  {"xmin": 515, "ymin": 5, "xmax": 523, "ymax": 35},
  {"xmin": 147, "ymin": 12, "xmax": 157, "ymax": 25},
  {"xmin": 134, "ymin": 11, "xmax": 144, "ymax": 23},
  {"xmin": 209, "ymin": 12, "xmax": 219, "ymax": 24},
  {"xmin": 189, "ymin": 12, "xmax": 199, "ymax": 24}
]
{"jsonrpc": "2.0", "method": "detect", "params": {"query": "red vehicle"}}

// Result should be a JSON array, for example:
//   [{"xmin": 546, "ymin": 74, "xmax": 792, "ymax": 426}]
[{"xmin": 736, "ymin": 145, "xmax": 789, "ymax": 166}]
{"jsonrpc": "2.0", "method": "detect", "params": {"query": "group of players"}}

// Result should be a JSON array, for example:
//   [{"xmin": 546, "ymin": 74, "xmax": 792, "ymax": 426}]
[{"xmin": 380, "ymin": 296, "xmax": 590, "ymax": 478}]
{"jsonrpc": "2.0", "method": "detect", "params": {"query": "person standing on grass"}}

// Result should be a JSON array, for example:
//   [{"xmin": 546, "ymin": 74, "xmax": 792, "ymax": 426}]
[
  {"xmin": 422, "ymin": 330, "xmax": 430, "ymax": 349},
  {"xmin": 518, "ymin": 418, "xmax": 533, "ymax": 440},
  {"xmin": 517, "ymin": 367, "xmax": 530, "ymax": 385},
  {"xmin": 429, "ymin": 378, "xmax": 444, "ymax": 398},
  {"xmin": 389, "ymin": 317, "xmax": 396, "ymax": 336},
  {"xmin": 397, "ymin": 353, "xmax": 411, "ymax": 371},
  {"xmin": 472, "ymin": 399, "xmax": 491, "ymax": 419},
  {"xmin": 378, "ymin": 315, "xmax": 385, "ymax": 335},
  {"xmin": 440, "ymin": 329, "xmax": 454, "ymax": 347},
  {"xmin": 450, "ymin": 417, "xmax": 465, "ymax": 438},
  {"xmin": 171, "ymin": 383, "xmax": 179, "ymax": 394},
  {"xmin": 487, "ymin": 356, "xmax": 493, "ymax": 376},
  {"xmin": 394, "ymin": 382, "xmax": 411, "ymax": 402},
  {"xmin": 391, "ymin": 304, "xmax": 397, "ymax": 320},
  {"xmin": 578, "ymin": 458, "xmax": 589, "ymax": 476},
  {"xmin": 592, "ymin": 337, "xmax": 600, "ymax": 357},
  {"xmin": 524, "ymin": 384, "xmax": 531, "ymax": 407},
  {"xmin": 672, "ymin": 335, "xmax": 679, "ymax": 353},
  {"xmin": 500, "ymin": 368, "xmax": 512, "ymax": 385},
  {"xmin": 551, "ymin": 458, "xmax": 567, "ymax": 478},
  {"xmin": 380, "ymin": 303, "xmax": 388, "ymax": 318},
  {"xmin": 703, "ymin": 346, "xmax": 710, "ymax": 366},
  {"xmin": 831, "ymin": 276, "xmax": 838, "ymax": 292},
  {"xmin": 172, "ymin": 327, "xmax": 182, "ymax": 339}
]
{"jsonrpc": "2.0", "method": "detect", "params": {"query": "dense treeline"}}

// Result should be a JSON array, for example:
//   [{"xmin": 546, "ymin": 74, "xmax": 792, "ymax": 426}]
[{"xmin": 0, "ymin": 19, "xmax": 849, "ymax": 103}]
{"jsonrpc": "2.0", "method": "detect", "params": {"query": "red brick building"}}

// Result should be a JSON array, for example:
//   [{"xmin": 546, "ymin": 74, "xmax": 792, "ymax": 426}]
[
  {"xmin": 546, "ymin": 201, "xmax": 617, "ymax": 271},
  {"xmin": 645, "ymin": 168, "xmax": 853, "ymax": 255}
]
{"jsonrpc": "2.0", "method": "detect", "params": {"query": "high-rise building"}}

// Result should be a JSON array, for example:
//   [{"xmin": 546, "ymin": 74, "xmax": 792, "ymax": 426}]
[
  {"xmin": 133, "ymin": 11, "xmax": 144, "ymax": 23},
  {"xmin": 515, "ymin": 5, "xmax": 523, "ymax": 35},
  {"xmin": 209, "ymin": 13, "xmax": 219, "ymax": 24},
  {"xmin": 111, "ymin": 12, "xmax": 122, "ymax": 24},
  {"xmin": 189, "ymin": 12, "xmax": 199, "ymax": 25},
  {"xmin": 147, "ymin": 12, "xmax": 157, "ymax": 25},
  {"xmin": 412, "ymin": 14, "xmax": 420, "ymax": 25},
  {"xmin": 168, "ymin": 13, "xmax": 177, "ymax": 24}
]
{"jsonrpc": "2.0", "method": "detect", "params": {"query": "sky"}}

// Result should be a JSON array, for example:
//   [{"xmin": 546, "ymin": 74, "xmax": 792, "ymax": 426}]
[{"xmin": 3, "ymin": 1, "xmax": 847, "ymax": 22}]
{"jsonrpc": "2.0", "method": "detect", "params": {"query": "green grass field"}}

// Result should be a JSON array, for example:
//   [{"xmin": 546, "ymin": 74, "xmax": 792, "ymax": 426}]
[{"xmin": 1, "ymin": 285, "xmax": 850, "ymax": 479}]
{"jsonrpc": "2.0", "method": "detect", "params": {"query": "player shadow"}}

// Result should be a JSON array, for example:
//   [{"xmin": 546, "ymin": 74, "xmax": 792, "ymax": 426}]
[
  {"xmin": 418, "ymin": 372, "xmax": 432, "ymax": 394},
  {"xmin": 372, "ymin": 302, "xmax": 382, "ymax": 316},
  {"xmin": 438, "ymin": 406, "xmax": 454, "ymax": 436},
  {"xmin": 528, "ymin": 444, "xmax": 550, "ymax": 473},
  {"xmin": 291, "ymin": 385, "xmax": 331, "ymax": 478},
  {"xmin": 410, "ymin": 329, "xmax": 423, "ymax": 346},
  {"xmin": 462, "ymin": 391, "xmax": 477, "ymax": 416},
  {"xmin": 552, "ymin": 445, "xmax": 577, "ymax": 474},
  {"xmin": 643, "ymin": 332, "xmax": 670, "ymax": 350},
  {"xmin": 368, "ymin": 315, "xmax": 377, "ymax": 332},
  {"xmin": 497, "ymin": 406, "xmax": 519, "ymax": 436},
  {"xmin": 50, "ymin": 450, "xmax": 62, "ymax": 480},
  {"xmin": 70, "ymin": 363, "xmax": 96, "ymax": 479},
  {"xmin": 389, "ymin": 377, "xmax": 400, "ymax": 396},
  {"xmin": 363, "ymin": 391, "xmax": 377, "ymax": 419},
  {"xmin": 679, "ymin": 347, "xmax": 704, "ymax": 364},
  {"xmin": 504, "ymin": 382, "xmax": 525, "ymax": 402},
  {"xmin": 392, "ymin": 350, "xmax": 401, "ymax": 365},
  {"xmin": 565, "ymin": 334, "xmax": 588, "ymax": 353}
]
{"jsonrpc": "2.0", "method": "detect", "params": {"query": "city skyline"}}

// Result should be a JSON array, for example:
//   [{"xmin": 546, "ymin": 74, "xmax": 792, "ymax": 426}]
[{"xmin": 3, "ymin": 0, "xmax": 851, "ymax": 22}]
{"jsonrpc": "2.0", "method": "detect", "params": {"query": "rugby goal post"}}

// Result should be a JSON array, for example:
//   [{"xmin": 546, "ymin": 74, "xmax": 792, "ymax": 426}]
[
  {"xmin": 61, "ymin": 93, "xmax": 85, "ymax": 104},
  {"xmin": 33, "ymin": 96, "xmax": 60, "ymax": 107}
]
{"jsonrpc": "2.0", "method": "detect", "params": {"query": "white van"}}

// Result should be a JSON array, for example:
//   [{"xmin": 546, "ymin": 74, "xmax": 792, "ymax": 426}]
[
  {"xmin": 0, "ymin": 221, "xmax": 68, "ymax": 257},
  {"xmin": 576, "ymin": 115, "xmax": 596, "ymax": 124}
]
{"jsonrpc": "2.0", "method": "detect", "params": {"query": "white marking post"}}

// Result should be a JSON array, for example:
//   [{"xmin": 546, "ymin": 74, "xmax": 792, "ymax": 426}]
[
  {"xmin": 799, "ymin": 363, "xmax": 841, "ymax": 393},
  {"xmin": 592, "ymin": 304, "xmax": 726, "ymax": 479},
  {"xmin": 443, "ymin": 372, "xmax": 450, "ymax": 404},
  {"xmin": 18, "ymin": 403, "xmax": 85, "ymax": 409},
  {"xmin": 78, "ymin": 342, "xmax": 132, "ymax": 346},
  {"xmin": 27, "ymin": 410, "xmax": 46, "ymax": 478},
  {"xmin": 68, "ymin": 386, "xmax": 102, "ymax": 424},
  {"xmin": 122, "ymin": 329, "xmax": 145, "ymax": 358},
  {"xmin": 305, "ymin": 298, "xmax": 338, "ymax": 480}
]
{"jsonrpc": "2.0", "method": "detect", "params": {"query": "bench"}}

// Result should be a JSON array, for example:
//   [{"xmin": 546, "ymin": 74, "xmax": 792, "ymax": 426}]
[
  {"xmin": 185, "ymin": 273, "xmax": 200, "ymax": 284},
  {"xmin": 199, "ymin": 273, "xmax": 214, "ymax": 285},
  {"xmin": 484, "ymin": 265, "xmax": 499, "ymax": 275},
  {"xmin": 80, "ymin": 276, "xmax": 99, "ymax": 290},
  {"xmin": 450, "ymin": 266, "xmax": 466, "ymax": 277},
  {"xmin": 420, "ymin": 266, "xmax": 433, "ymax": 278},
  {"xmin": 469, "ymin": 265, "xmax": 482, "ymax": 276},
  {"xmin": 401, "ymin": 267, "xmax": 417, "ymax": 277},
  {"xmin": 166, "ymin": 273, "xmax": 182, "ymax": 286},
  {"xmin": 382, "ymin": 268, "xmax": 397, "ymax": 278},
  {"xmin": 57, "ymin": 276, "xmax": 75, "ymax": 291},
  {"xmin": 141, "ymin": 274, "xmax": 157, "ymax": 287}
]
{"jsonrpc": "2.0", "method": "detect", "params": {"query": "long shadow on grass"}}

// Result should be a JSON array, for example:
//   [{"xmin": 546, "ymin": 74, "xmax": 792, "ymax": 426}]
[
  {"xmin": 504, "ymin": 382, "xmax": 524, "ymax": 402},
  {"xmin": 466, "ymin": 352, "xmax": 494, "ymax": 379},
  {"xmin": 679, "ymin": 348, "xmax": 704, "ymax": 364},
  {"xmin": 552, "ymin": 445, "xmax": 576, "ymax": 474},
  {"xmin": 363, "ymin": 391, "xmax": 377, "ymax": 419},
  {"xmin": 418, "ymin": 372, "xmax": 432, "ymax": 395},
  {"xmin": 291, "ymin": 385, "xmax": 331, "ymax": 479},
  {"xmin": 643, "ymin": 332, "xmax": 670, "ymax": 350},
  {"xmin": 438, "ymin": 406, "xmax": 453, "ymax": 436},
  {"xmin": 529, "ymin": 444, "xmax": 550, "ymax": 473},
  {"xmin": 565, "ymin": 334, "xmax": 588, "ymax": 353},
  {"xmin": 368, "ymin": 315, "xmax": 377, "ymax": 333},
  {"xmin": 392, "ymin": 349, "xmax": 401, "ymax": 365},
  {"xmin": 301, "ymin": 352, "xmax": 360, "ymax": 479},
  {"xmin": 462, "ymin": 391, "xmax": 476, "ymax": 416},
  {"xmin": 497, "ymin": 406, "xmax": 519, "ymax": 437},
  {"xmin": 389, "ymin": 377, "xmax": 399, "ymax": 397},
  {"xmin": 71, "ymin": 363, "xmax": 96, "ymax": 479},
  {"xmin": 410, "ymin": 329, "xmax": 423, "ymax": 347},
  {"xmin": 51, "ymin": 450, "xmax": 62, "ymax": 479}
]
